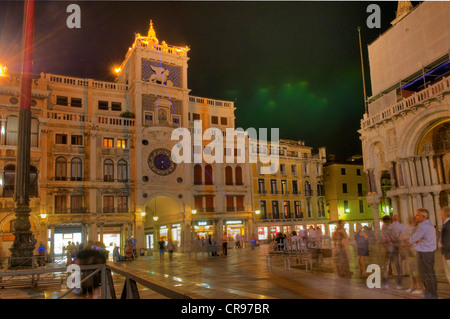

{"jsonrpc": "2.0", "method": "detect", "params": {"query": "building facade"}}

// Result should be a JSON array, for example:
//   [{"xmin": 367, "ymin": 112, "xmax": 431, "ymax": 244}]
[
  {"xmin": 0, "ymin": 22, "xmax": 253, "ymax": 256},
  {"xmin": 323, "ymin": 157, "xmax": 380, "ymax": 236},
  {"xmin": 359, "ymin": 2, "xmax": 450, "ymax": 231},
  {"xmin": 252, "ymin": 139, "xmax": 328, "ymax": 242}
]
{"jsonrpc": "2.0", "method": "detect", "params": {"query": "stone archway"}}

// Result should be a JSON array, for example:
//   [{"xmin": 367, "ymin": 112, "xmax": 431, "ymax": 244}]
[{"xmin": 143, "ymin": 195, "xmax": 183, "ymax": 248}]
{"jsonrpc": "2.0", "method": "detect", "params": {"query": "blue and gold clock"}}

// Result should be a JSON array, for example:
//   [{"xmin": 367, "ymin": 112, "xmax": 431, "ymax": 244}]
[{"xmin": 148, "ymin": 148, "xmax": 177, "ymax": 176}]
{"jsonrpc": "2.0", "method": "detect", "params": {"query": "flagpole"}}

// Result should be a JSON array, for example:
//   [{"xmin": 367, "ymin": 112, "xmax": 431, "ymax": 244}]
[{"xmin": 358, "ymin": 27, "xmax": 368, "ymax": 116}]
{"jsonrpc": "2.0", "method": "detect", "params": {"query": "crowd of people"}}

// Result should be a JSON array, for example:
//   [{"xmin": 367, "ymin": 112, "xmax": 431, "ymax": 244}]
[
  {"xmin": 331, "ymin": 206, "xmax": 450, "ymax": 299},
  {"xmin": 271, "ymin": 226, "xmax": 326, "ymax": 251}
]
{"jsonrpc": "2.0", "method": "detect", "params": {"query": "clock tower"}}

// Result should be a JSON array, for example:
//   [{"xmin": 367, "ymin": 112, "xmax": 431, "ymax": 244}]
[{"xmin": 115, "ymin": 21, "xmax": 192, "ymax": 249}]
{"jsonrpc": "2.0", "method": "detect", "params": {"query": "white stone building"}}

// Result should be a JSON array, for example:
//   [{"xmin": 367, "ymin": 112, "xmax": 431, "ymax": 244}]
[
  {"xmin": 359, "ymin": 2, "xmax": 450, "ymax": 231},
  {"xmin": 0, "ymin": 22, "xmax": 253, "ymax": 256}
]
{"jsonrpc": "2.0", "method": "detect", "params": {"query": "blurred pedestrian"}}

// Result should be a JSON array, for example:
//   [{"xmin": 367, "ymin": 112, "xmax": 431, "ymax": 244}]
[
  {"xmin": 381, "ymin": 215, "xmax": 403, "ymax": 289},
  {"xmin": 390, "ymin": 215, "xmax": 405, "ymax": 276},
  {"xmin": 158, "ymin": 239, "xmax": 166, "ymax": 261},
  {"xmin": 290, "ymin": 231, "xmax": 300, "ymax": 251},
  {"xmin": 400, "ymin": 216, "xmax": 424, "ymax": 294},
  {"xmin": 167, "ymin": 239, "xmax": 175, "ymax": 259},
  {"xmin": 354, "ymin": 223, "xmax": 369, "ymax": 277},
  {"xmin": 331, "ymin": 220, "xmax": 352, "ymax": 278},
  {"xmin": 439, "ymin": 206, "xmax": 450, "ymax": 285},
  {"xmin": 410, "ymin": 208, "xmax": 438, "ymax": 299},
  {"xmin": 315, "ymin": 227, "xmax": 323, "ymax": 248},
  {"xmin": 222, "ymin": 232, "xmax": 228, "ymax": 256},
  {"xmin": 309, "ymin": 226, "xmax": 316, "ymax": 247}
]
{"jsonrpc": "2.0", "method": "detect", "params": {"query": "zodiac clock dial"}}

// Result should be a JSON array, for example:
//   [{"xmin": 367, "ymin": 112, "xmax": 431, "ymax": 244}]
[{"xmin": 148, "ymin": 148, "xmax": 176, "ymax": 176}]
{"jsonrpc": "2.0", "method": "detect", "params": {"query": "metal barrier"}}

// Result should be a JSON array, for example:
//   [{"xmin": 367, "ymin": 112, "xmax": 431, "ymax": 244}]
[{"xmin": 0, "ymin": 262, "xmax": 195, "ymax": 299}]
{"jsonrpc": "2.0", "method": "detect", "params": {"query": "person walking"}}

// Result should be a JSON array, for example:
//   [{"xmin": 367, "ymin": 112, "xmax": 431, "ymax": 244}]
[
  {"xmin": 222, "ymin": 232, "xmax": 228, "ymax": 256},
  {"xmin": 400, "ymin": 216, "xmax": 425, "ymax": 294},
  {"xmin": 354, "ymin": 223, "xmax": 369, "ymax": 277},
  {"xmin": 439, "ymin": 206, "xmax": 450, "ymax": 285},
  {"xmin": 381, "ymin": 215, "xmax": 403, "ymax": 289},
  {"xmin": 331, "ymin": 220, "xmax": 352, "ymax": 278},
  {"xmin": 167, "ymin": 239, "xmax": 175, "ymax": 260},
  {"xmin": 390, "ymin": 215, "xmax": 405, "ymax": 276},
  {"xmin": 410, "ymin": 208, "xmax": 438, "ymax": 299},
  {"xmin": 158, "ymin": 239, "xmax": 166, "ymax": 261}
]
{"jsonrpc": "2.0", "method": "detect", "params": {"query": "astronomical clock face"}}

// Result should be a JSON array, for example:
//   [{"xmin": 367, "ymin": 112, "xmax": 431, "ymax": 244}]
[{"xmin": 148, "ymin": 148, "xmax": 176, "ymax": 176}]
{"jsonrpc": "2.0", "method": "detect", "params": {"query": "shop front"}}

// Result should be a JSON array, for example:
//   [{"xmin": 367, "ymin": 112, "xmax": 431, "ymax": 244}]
[
  {"xmin": 101, "ymin": 226, "xmax": 121, "ymax": 259},
  {"xmin": 193, "ymin": 220, "xmax": 214, "ymax": 240},
  {"xmin": 224, "ymin": 219, "xmax": 245, "ymax": 241},
  {"xmin": 53, "ymin": 225, "xmax": 82, "ymax": 256},
  {"xmin": 171, "ymin": 223, "xmax": 182, "ymax": 248}
]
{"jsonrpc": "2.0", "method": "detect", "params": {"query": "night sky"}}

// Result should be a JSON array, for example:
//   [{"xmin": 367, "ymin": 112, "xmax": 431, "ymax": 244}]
[{"xmin": 0, "ymin": 1, "xmax": 414, "ymax": 160}]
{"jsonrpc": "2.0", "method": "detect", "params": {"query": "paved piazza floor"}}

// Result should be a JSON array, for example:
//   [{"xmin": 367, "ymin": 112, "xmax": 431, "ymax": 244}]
[{"xmin": 0, "ymin": 244, "xmax": 449, "ymax": 300}]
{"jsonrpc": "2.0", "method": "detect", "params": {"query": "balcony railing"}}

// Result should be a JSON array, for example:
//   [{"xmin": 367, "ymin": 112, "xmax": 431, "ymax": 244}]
[
  {"xmin": 103, "ymin": 208, "xmax": 129, "ymax": 214},
  {"xmin": 361, "ymin": 75, "xmax": 450, "ymax": 130},
  {"xmin": 54, "ymin": 208, "xmax": 88, "ymax": 214}
]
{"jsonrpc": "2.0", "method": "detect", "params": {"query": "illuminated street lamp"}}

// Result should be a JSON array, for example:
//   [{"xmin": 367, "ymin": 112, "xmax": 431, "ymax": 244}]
[{"xmin": 10, "ymin": 0, "xmax": 37, "ymax": 268}]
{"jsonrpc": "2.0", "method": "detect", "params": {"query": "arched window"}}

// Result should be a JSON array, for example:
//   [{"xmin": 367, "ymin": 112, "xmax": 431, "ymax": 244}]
[
  {"xmin": 71, "ymin": 157, "xmax": 82, "ymax": 181},
  {"xmin": 117, "ymin": 160, "xmax": 128, "ymax": 182},
  {"xmin": 55, "ymin": 157, "xmax": 67, "ymax": 180},
  {"xmin": 29, "ymin": 165, "xmax": 38, "ymax": 197},
  {"xmin": 205, "ymin": 165, "xmax": 213, "ymax": 185},
  {"xmin": 225, "ymin": 166, "xmax": 233, "ymax": 185},
  {"xmin": 235, "ymin": 166, "xmax": 243, "ymax": 185},
  {"xmin": 317, "ymin": 182, "xmax": 324, "ymax": 196},
  {"xmin": 3, "ymin": 164, "xmax": 15, "ymax": 197},
  {"xmin": 5, "ymin": 115, "xmax": 18, "ymax": 145},
  {"xmin": 104, "ymin": 159, "xmax": 114, "ymax": 182},
  {"xmin": 194, "ymin": 164, "xmax": 202, "ymax": 185},
  {"xmin": 3, "ymin": 164, "xmax": 38, "ymax": 197},
  {"xmin": 304, "ymin": 181, "xmax": 312, "ymax": 196}
]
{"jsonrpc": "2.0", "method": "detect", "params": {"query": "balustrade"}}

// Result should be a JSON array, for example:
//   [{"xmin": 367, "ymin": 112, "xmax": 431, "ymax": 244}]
[{"xmin": 362, "ymin": 75, "xmax": 450, "ymax": 129}]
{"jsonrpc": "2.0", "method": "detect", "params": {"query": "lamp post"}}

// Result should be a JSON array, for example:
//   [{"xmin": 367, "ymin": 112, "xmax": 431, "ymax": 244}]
[{"xmin": 10, "ymin": 0, "xmax": 37, "ymax": 268}]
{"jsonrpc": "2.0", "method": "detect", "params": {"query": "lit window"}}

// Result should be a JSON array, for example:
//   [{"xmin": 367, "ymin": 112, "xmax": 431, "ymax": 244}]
[
  {"xmin": 117, "ymin": 139, "xmax": 127, "ymax": 149},
  {"xmin": 103, "ymin": 138, "xmax": 114, "ymax": 148}
]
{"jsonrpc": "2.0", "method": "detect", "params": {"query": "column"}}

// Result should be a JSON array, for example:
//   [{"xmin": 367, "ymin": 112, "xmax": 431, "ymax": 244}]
[
  {"xmin": 89, "ymin": 223, "xmax": 98, "ymax": 242},
  {"xmin": 217, "ymin": 218, "xmax": 224, "ymax": 245},
  {"xmin": 391, "ymin": 196, "xmax": 401, "ymax": 220},
  {"xmin": 428, "ymin": 155, "xmax": 439, "ymax": 185},
  {"xmin": 432, "ymin": 192, "xmax": 442, "ymax": 228},
  {"xmin": 401, "ymin": 159, "xmax": 411, "ymax": 187},
  {"xmin": 134, "ymin": 213, "xmax": 145, "ymax": 252},
  {"xmin": 423, "ymin": 193, "xmax": 436, "ymax": 226},
  {"xmin": 0, "ymin": 119, "xmax": 6, "ymax": 145},
  {"xmin": 50, "ymin": 226, "xmax": 55, "ymax": 260},
  {"xmin": 437, "ymin": 155, "xmax": 446, "ymax": 184},
  {"xmin": 411, "ymin": 193, "xmax": 423, "ymax": 212},
  {"xmin": 365, "ymin": 169, "xmax": 372, "ymax": 193},
  {"xmin": 395, "ymin": 163, "xmax": 405, "ymax": 187},
  {"xmin": 371, "ymin": 203, "xmax": 381, "ymax": 234},
  {"xmin": 414, "ymin": 157, "xmax": 425, "ymax": 187},
  {"xmin": 389, "ymin": 164, "xmax": 397, "ymax": 189},
  {"xmin": 421, "ymin": 156, "xmax": 431, "ymax": 186},
  {"xmin": 399, "ymin": 195, "xmax": 413, "ymax": 223},
  {"xmin": 408, "ymin": 158, "xmax": 418, "ymax": 187}
]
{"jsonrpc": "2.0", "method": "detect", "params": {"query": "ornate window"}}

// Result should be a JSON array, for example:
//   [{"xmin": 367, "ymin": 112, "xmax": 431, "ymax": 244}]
[
  {"xmin": 55, "ymin": 157, "xmax": 67, "ymax": 180},
  {"xmin": 70, "ymin": 157, "xmax": 82, "ymax": 181},
  {"xmin": 103, "ymin": 159, "xmax": 114, "ymax": 182},
  {"xmin": 117, "ymin": 160, "xmax": 128, "ymax": 182}
]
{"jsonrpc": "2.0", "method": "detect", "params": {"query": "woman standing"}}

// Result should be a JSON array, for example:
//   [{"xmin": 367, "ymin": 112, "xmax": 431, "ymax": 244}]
[
  {"xmin": 332, "ymin": 220, "xmax": 352, "ymax": 278},
  {"xmin": 354, "ymin": 224, "xmax": 369, "ymax": 277}
]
